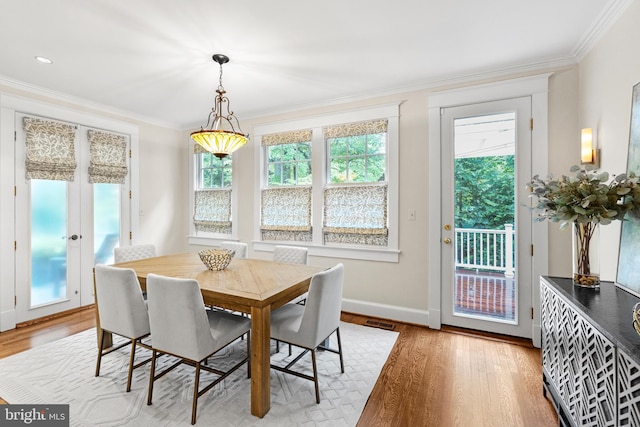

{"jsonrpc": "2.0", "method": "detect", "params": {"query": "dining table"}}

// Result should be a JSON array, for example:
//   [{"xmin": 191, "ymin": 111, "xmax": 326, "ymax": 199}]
[{"xmin": 96, "ymin": 251, "xmax": 324, "ymax": 418}]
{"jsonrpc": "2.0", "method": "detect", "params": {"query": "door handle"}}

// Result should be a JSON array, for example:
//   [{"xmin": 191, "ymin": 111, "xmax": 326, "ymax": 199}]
[
  {"xmin": 443, "ymin": 237, "xmax": 452, "ymax": 244},
  {"xmin": 68, "ymin": 234, "xmax": 82, "ymax": 240}
]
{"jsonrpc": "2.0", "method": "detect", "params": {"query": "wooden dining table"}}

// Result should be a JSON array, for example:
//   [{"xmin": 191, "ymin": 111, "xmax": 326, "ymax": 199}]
[{"xmin": 101, "ymin": 252, "xmax": 324, "ymax": 418}]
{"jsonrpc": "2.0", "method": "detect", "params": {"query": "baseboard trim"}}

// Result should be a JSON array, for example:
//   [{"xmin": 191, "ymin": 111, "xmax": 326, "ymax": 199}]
[
  {"xmin": 341, "ymin": 298, "xmax": 429, "ymax": 326},
  {"xmin": 0, "ymin": 309, "xmax": 16, "ymax": 332}
]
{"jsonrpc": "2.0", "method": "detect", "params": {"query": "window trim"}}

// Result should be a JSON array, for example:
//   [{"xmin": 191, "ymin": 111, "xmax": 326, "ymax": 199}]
[{"xmin": 253, "ymin": 103, "xmax": 400, "ymax": 262}]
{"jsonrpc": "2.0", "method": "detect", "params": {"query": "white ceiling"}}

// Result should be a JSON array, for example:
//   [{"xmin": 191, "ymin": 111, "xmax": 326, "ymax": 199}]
[{"xmin": 0, "ymin": 0, "xmax": 626, "ymax": 129}]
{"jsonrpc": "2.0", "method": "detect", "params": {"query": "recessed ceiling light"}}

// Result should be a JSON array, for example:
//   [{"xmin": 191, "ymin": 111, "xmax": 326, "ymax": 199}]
[{"xmin": 35, "ymin": 56, "xmax": 53, "ymax": 64}]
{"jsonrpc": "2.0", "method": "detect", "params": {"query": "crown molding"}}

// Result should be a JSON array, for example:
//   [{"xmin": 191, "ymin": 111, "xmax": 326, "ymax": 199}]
[
  {"xmin": 573, "ymin": 0, "xmax": 633, "ymax": 61},
  {"xmin": 0, "ymin": 74, "xmax": 181, "ymax": 130}
]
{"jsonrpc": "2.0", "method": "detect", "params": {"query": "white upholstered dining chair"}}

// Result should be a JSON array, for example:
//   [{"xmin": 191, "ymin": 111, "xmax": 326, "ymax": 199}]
[
  {"xmin": 273, "ymin": 245, "xmax": 309, "ymax": 306},
  {"xmin": 145, "ymin": 273, "xmax": 251, "ymax": 425},
  {"xmin": 114, "ymin": 244, "xmax": 156, "ymax": 263},
  {"xmin": 269, "ymin": 263, "xmax": 344, "ymax": 403},
  {"xmin": 273, "ymin": 245, "xmax": 308, "ymax": 265},
  {"xmin": 220, "ymin": 241, "xmax": 248, "ymax": 258},
  {"xmin": 94, "ymin": 264, "xmax": 152, "ymax": 392}
]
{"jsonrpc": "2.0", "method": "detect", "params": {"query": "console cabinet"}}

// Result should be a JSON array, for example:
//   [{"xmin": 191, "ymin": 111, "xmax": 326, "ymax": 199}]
[{"xmin": 541, "ymin": 276, "xmax": 640, "ymax": 426}]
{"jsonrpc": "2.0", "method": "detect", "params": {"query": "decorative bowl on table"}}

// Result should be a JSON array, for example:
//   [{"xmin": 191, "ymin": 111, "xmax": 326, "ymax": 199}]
[{"xmin": 198, "ymin": 249, "xmax": 233, "ymax": 271}]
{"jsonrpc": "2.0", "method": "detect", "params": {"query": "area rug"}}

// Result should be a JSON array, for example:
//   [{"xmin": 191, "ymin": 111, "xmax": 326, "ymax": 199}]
[{"xmin": 0, "ymin": 322, "xmax": 397, "ymax": 426}]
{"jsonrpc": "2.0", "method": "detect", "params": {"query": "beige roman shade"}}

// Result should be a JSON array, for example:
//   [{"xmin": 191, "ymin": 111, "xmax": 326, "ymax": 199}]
[
  {"xmin": 23, "ymin": 117, "xmax": 77, "ymax": 181},
  {"xmin": 261, "ymin": 129, "xmax": 312, "ymax": 147},
  {"xmin": 261, "ymin": 186, "xmax": 312, "ymax": 241},
  {"xmin": 323, "ymin": 119, "xmax": 387, "ymax": 139},
  {"xmin": 323, "ymin": 183, "xmax": 388, "ymax": 246},
  {"xmin": 194, "ymin": 189, "xmax": 232, "ymax": 234},
  {"xmin": 88, "ymin": 130, "xmax": 128, "ymax": 184}
]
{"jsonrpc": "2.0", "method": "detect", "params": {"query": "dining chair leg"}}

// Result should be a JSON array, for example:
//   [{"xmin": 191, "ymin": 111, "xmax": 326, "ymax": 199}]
[
  {"xmin": 126, "ymin": 338, "xmax": 137, "ymax": 392},
  {"xmin": 95, "ymin": 328, "xmax": 105, "ymax": 377},
  {"xmin": 311, "ymin": 349, "xmax": 320, "ymax": 404},
  {"xmin": 336, "ymin": 328, "xmax": 345, "ymax": 373},
  {"xmin": 147, "ymin": 350, "xmax": 158, "ymax": 406},
  {"xmin": 192, "ymin": 362, "xmax": 201, "ymax": 425}
]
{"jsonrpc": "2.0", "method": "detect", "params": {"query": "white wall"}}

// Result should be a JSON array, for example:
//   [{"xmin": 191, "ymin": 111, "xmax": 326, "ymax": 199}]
[{"xmin": 578, "ymin": 0, "xmax": 640, "ymax": 282}]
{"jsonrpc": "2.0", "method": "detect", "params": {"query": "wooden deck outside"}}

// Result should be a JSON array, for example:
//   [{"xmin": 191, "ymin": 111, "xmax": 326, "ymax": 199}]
[{"xmin": 454, "ymin": 269, "xmax": 515, "ymax": 321}]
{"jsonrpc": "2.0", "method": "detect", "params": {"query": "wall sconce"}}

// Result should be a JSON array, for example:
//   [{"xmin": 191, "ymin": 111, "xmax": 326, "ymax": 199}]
[{"xmin": 581, "ymin": 128, "xmax": 600, "ymax": 168}]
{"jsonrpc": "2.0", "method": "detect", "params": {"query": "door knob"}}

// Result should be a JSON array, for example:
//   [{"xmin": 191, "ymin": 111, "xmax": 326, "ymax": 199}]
[
  {"xmin": 443, "ymin": 237, "xmax": 452, "ymax": 244},
  {"xmin": 68, "ymin": 234, "xmax": 82, "ymax": 240}
]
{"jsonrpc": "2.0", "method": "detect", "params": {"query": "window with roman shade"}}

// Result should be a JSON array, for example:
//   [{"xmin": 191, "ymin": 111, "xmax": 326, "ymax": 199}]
[
  {"xmin": 261, "ymin": 129, "xmax": 313, "ymax": 241},
  {"xmin": 323, "ymin": 119, "xmax": 388, "ymax": 246},
  {"xmin": 23, "ymin": 117, "xmax": 77, "ymax": 181},
  {"xmin": 193, "ymin": 144, "xmax": 233, "ymax": 235},
  {"xmin": 87, "ymin": 130, "xmax": 128, "ymax": 184}
]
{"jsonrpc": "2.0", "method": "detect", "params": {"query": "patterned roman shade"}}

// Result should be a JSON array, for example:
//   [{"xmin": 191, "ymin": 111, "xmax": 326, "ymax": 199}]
[
  {"xmin": 194, "ymin": 189, "xmax": 232, "ymax": 234},
  {"xmin": 323, "ymin": 119, "xmax": 387, "ymax": 139},
  {"xmin": 323, "ymin": 184, "xmax": 388, "ymax": 246},
  {"xmin": 261, "ymin": 186, "xmax": 312, "ymax": 241},
  {"xmin": 88, "ymin": 130, "xmax": 128, "ymax": 184},
  {"xmin": 23, "ymin": 117, "xmax": 77, "ymax": 181},
  {"xmin": 261, "ymin": 129, "xmax": 312, "ymax": 146}
]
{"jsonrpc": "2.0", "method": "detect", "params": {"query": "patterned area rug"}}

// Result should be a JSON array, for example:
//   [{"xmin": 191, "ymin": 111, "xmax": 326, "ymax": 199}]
[{"xmin": 0, "ymin": 322, "xmax": 397, "ymax": 426}]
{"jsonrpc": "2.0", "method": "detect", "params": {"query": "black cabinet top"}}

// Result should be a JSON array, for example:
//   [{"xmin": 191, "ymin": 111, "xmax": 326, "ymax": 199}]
[{"xmin": 542, "ymin": 276, "xmax": 640, "ymax": 357}]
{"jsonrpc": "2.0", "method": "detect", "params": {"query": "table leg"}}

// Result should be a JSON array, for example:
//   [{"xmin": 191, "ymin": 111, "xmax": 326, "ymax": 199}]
[{"xmin": 250, "ymin": 304, "xmax": 271, "ymax": 417}]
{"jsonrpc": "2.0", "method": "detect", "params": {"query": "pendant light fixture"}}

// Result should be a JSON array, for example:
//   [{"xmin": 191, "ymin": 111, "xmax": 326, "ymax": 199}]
[{"xmin": 190, "ymin": 54, "xmax": 248, "ymax": 158}]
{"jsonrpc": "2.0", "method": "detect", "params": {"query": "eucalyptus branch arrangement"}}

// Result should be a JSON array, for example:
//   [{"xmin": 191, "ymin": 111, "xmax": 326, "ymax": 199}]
[
  {"xmin": 526, "ymin": 165, "xmax": 640, "ymax": 228},
  {"xmin": 526, "ymin": 165, "xmax": 640, "ymax": 286}
]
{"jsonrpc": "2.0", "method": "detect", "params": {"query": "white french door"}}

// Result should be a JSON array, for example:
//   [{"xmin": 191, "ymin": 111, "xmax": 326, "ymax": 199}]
[
  {"xmin": 14, "ymin": 114, "xmax": 130, "ymax": 323},
  {"xmin": 440, "ymin": 97, "xmax": 533, "ymax": 338}
]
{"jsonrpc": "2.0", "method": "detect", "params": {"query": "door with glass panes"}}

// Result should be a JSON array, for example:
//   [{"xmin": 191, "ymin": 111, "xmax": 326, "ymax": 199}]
[
  {"xmin": 14, "ymin": 115, "xmax": 130, "ymax": 323},
  {"xmin": 440, "ymin": 97, "xmax": 533, "ymax": 338}
]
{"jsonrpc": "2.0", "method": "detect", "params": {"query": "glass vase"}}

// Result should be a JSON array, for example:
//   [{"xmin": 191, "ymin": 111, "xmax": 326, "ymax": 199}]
[{"xmin": 572, "ymin": 222, "xmax": 600, "ymax": 288}]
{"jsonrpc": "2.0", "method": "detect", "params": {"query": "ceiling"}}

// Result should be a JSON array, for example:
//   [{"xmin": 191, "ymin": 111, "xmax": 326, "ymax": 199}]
[{"xmin": 0, "ymin": 0, "xmax": 625, "ymax": 129}]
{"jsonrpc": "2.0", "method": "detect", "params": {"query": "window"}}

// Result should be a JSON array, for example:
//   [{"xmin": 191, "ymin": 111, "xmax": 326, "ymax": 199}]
[
  {"xmin": 192, "ymin": 145, "xmax": 233, "ymax": 235},
  {"xmin": 254, "ymin": 103, "xmax": 399, "ymax": 261},
  {"xmin": 327, "ymin": 119, "xmax": 387, "ymax": 183},
  {"xmin": 261, "ymin": 129, "xmax": 313, "ymax": 241},
  {"xmin": 266, "ymin": 130, "xmax": 312, "ymax": 185},
  {"xmin": 324, "ymin": 119, "xmax": 388, "ymax": 246}
]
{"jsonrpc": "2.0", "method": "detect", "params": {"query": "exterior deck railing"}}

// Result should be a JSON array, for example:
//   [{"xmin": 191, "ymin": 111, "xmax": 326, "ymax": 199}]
[{"xmin": 455, "ymin": 224, "xmax": 514, "ymax": 278}]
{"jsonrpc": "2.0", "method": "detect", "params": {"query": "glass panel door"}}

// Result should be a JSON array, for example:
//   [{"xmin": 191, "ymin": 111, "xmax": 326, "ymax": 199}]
[
  {"xmin": 93, "ymin": 183, "xmax": 121, "ymax": 265},
  {"xmin": 30, "ymin": 179, "xmax": 69, "ymax": 306},
  {"xmin": 15, "ymin": 115, "xmax": 129, "ymax": 323},
  {"xmin": 441, "ymin": 97, "xmax": 532, "ymax": 338}
]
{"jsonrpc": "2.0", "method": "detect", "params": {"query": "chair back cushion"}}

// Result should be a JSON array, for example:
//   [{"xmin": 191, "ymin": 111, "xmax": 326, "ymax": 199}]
[
  {"xmin": 114, "ymin": 244, "xmax": 156, "ymax": 263},
  {"xmin": 146, "ymin": 274, "xmax": 216, "ymax": 361},
  {"xmin": 273, "ymin": 245, "xmax": 308, "ymax": 265},
  {"xmin": 299, "ymin": 263, "xmax": 344, "ymax": 347},
  {"xmin": 220, "ymin": 241, "xmax": 248, "ymax": 258},
  {"xmin": 94, "ymin": 264, "xmax": 150, "ymax": 339}
]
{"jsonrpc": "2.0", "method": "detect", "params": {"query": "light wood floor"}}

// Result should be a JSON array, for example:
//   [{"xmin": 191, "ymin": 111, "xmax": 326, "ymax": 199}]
[{"xmin": 0, "ymin": 307, "xmax": 558, "ymax": 426}]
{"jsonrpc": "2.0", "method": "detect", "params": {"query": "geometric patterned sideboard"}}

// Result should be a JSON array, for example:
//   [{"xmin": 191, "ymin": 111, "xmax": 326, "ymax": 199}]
[
  {"xmin": 541, "ymin": 277, "xmax": 640, "ymax": 427},
  {"xmin": 619, "ymin": 350, "xmax": 640, "ymax": 426}
]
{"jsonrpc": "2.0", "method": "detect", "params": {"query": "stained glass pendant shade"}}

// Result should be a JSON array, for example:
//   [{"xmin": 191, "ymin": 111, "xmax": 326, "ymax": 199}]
[{"xmin": 190, "ymin": 54, "xmax": 248, "ymax": 159}]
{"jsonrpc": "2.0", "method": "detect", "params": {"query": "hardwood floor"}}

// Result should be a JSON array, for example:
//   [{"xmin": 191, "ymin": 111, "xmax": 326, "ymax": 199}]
[{"xmin": 0, "ymin": 307, "xmax": 558, "ymax": 426}]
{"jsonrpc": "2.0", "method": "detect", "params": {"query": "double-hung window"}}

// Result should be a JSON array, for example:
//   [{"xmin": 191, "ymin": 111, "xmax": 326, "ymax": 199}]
[
  {"xmin": 260, "ymin": 130, "xmax": 313, "ymax": 241},
  {"xmin": 192, "ymin": 145, "xmax": 233, "ymax": 236},
  {"xmin": 255, "ymin": 103, "xmax": 399, "ymax": 261},
  {"xmin": 324, "ymin": 119, "xmax": 388, "ymax": 246}
]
